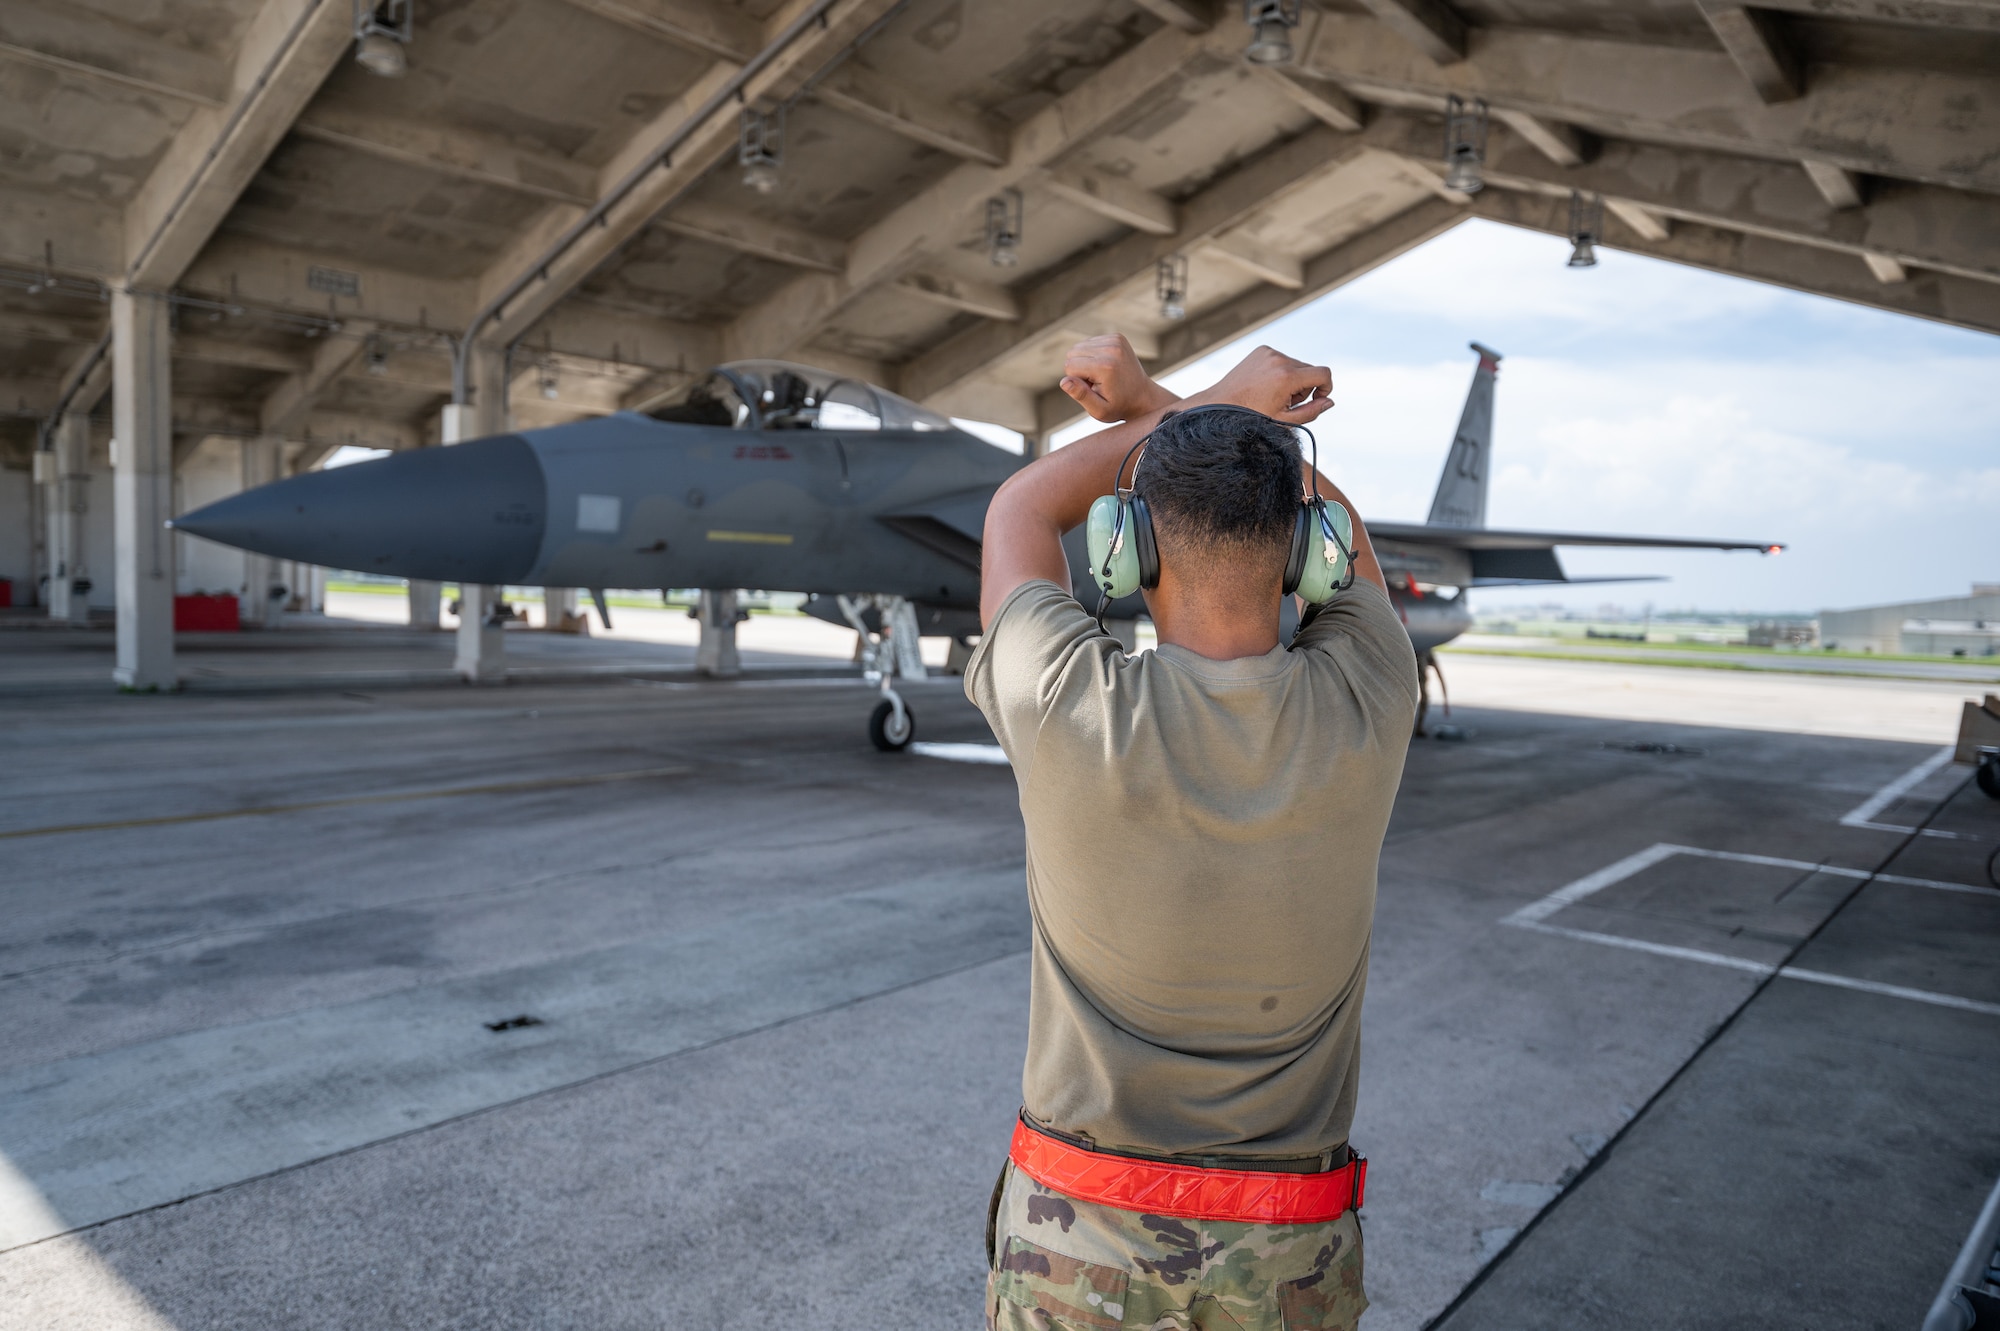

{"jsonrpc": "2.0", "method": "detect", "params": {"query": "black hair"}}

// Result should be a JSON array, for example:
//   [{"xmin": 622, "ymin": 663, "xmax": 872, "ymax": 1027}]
[{"xmin": 1134, "ymin": 407, "xmax": 1300, "ymax": 561}]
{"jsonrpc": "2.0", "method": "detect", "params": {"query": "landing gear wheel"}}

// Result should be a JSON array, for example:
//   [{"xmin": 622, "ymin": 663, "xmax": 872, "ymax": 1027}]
[
  {"xmin": 1976, "ymin": 752, "xmax": 2000, "ymax": 799},
  {"xmin": 869, "ymin": 698, "xmax": 914, "ymax": 752}
]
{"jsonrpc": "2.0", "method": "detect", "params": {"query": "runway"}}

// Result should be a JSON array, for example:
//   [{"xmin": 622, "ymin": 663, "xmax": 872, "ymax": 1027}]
[{"xmin": 1, "ymin": 631, "xmax": 1994, "ymax": 1329}]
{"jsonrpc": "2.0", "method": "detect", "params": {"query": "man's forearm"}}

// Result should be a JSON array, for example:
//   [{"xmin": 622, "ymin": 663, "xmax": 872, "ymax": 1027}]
[{"xmin": 978, "ymin": 403, "xmax": 1182, "ymax": 625}]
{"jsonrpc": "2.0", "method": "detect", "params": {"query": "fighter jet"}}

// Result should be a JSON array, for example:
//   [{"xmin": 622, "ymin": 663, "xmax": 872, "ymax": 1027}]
[{"xmin": 173, "ymin": 351, "xmax": 1779, "ymax": 747}]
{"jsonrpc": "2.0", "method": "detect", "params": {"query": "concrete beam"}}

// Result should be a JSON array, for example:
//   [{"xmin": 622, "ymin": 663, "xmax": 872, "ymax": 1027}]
[
  {"xmin": 481, "ymin": 0, "xmax": 902, "ymax": 348},
  {"xmin": 1697, "ymin": 2, "xmax": 1802, "ymax": 103},
  {"xmin": 110, "ymin": 288, "xmax": 174, "ymax": 690},
  {"xmin": 1037, "ymin": 198, "xmax": 1470, "ymax": 435},
  {"xmin": 1128, "ymin": 0, "xmax": 1212, "ymax": 33},
  {"xmin": 655, "ymin": 200, "xmax": 846, "ymax": 272},
  {"xmin": 291, "ymin": 108, "xmax": 599, "ymax": 207},
  {"xmin": 1291, "ymin": 17, "xmax": 2000, "ymax": 195},
  {"xmin": 1604, "ymin": 199, "xmax": 1671, "ymax": 242},
  {"xmin": 724, "ymin": 23, "xmax": 1210, "ymax": 360},
  {"xmin": 123, "ymin": 0, "xmax": 352, "ymax": 288},
  {"xmin": 1862, "ymin": 252, "xmax": 1909, "ymax": 284},
  {"xmin": 1490, "ymin": 108, "xmax": 1588, "ymax": 167},
  {"xmin": 1040, "ymin": 166, "xmax": 1178, "ymax": 236},
  {"xmin": 182, "ymin": 235, "xmax": 475, "ymax": 331},
  {"xmin": 813, "ymin": 63, "xmax": 1007, "ymax": 166},
  {"xmin": 896, "ymin": 270, "xmax": 1021, "ymax": 321},
  {"xmin": 0, "ymin": 185, "xmax": 125, "ymax": 279},
  {"xmin": 1205, "ymin": 232, "xmax": 1306, "ymax": 289},
  {"xmin": 0, "ymin": 0, "xmax": 229, "ymax": 105},
  {"xmin": 172, "ymin": 334, "xmax": 312, "ymax": 375},
  {"xmin": 900, "ymin": 123, "xmax": 1385, "ymax": 405},
  {"xmin": 1750, "ymin": 0, "xmax": 2000, "ymax": 27},
  {"xmin": 1362, "ymin": 115, "xmax": 2000, "ymax": 285},
  {"xmin": 1473, "ymin": 188, "xmax": 2000, "ymax": 336},
  {"xmin": 1801, "ymin": 159, "xmax": 1865, "ymax": 210},
  {"xmin": 558, "ymin": 0, "xmax": 760, "ymax": 61},
  {"xmin": 1353, "ymin": 0, "xmax": 1469, "ymax": 63},
  {"xmin": 260, "ymin": 320, "xmax": 377, "ymax": 436},
  {"xmin": 298, "ymin": 410, "xmax": 423, "ymax": 452},
  {"xmin": 1253, "ymin": 68, "xmax": 1366, "ymax": 132}
]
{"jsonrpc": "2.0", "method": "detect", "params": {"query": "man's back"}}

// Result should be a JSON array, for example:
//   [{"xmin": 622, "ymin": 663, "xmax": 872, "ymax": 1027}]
[{"xmin": 968, "ymin": 577, "xmax": 1418, "ymax": 1158}]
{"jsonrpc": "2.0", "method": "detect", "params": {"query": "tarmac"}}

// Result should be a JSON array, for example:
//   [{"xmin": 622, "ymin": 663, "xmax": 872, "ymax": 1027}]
[{"xmin": 2, "ymin": 615, "xmax": 1995, "ymax": 1330}]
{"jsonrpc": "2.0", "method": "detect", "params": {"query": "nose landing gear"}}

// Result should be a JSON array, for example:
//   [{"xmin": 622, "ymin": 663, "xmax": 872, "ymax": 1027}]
[{"xmin": 839, "ymin": 593, "xmax": 925, "ymax": 751}]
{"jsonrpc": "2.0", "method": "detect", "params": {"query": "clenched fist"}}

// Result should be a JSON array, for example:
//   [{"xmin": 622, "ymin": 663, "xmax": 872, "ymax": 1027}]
[
  {"xmin": 1194, "ymin": 346, "xmax": 1333, "ymax": 425},
  {"xmin": 1059, "ymin": 334, "xmax": 1179, "ymax": 423}
]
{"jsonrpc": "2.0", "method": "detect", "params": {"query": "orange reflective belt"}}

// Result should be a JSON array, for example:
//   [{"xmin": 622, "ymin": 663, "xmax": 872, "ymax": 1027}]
[{"xmin": 1008, "ymin": 1119, "xmax": 1366, "ymax": 1226}]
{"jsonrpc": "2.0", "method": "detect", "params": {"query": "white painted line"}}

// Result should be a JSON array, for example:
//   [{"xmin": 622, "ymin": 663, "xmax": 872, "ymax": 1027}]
[
  {"xmin": 1506, "ymin": 843, "xmax": 1993, "ymax": 933},
  {"xmin": 1514, "ymin": 923, "xmax": 2000, "ymax": 1018},
  {"xmin": 1516, "ymin": 921, "xmax": 1776, "ymax": 975},
  {"xmin": 909, "ymin": 742, "xmax": 1010, "ymax": 766},
  {"xmin": 1776, "ymin": 968, "xmax": 2000, "ymax": 1018},
  {"xmin": 1503, "ymin": 843, "xmax": 1685, "ymax": 926},
  {"xmin": 1840, "ymin": 746, "xmax": 1955, "ymax": 831},
  {"xmin": 1670, "ymin": 846, "xmax": 1996, "ymax": 898}
]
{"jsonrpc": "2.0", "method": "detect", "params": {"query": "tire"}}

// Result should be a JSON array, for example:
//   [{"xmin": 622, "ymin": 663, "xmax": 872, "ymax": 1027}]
[
  {"xmin": 869, "ymin": 699, "xmax": 914, "ymax": 751},
  {"xmin": 1977, "ymin": 754, "xmax": 2000, "ymax": 800}
]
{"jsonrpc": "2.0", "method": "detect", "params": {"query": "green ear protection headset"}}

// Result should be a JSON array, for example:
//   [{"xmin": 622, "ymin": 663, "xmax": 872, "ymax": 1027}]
[{"xmin": 1085, "ymin": 404, "xmax": 1357, "ymax": 634}]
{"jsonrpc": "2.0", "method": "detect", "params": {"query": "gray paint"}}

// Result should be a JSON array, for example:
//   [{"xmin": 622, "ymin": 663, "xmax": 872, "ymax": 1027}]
[{"xmin": 170, "ymin": 356, "xmax": 1774, "ymax": 658}]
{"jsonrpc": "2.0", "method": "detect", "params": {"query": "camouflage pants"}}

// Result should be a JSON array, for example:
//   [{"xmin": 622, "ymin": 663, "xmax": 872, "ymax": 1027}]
[{"xmin": 985, "ymin": 1161, "xmax": 1367, "ymax": 1331}]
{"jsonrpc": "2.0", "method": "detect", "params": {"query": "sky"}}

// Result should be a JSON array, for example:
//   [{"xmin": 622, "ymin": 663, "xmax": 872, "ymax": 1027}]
[{"xmin": 1053, "ymin": 219, "xmax": 1999, "ymax": 617}]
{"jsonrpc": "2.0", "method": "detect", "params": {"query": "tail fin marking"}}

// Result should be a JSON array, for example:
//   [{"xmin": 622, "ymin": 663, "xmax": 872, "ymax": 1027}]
[{"xmin": 1426, "ymin": 341, "xmax": 1502, "ymax": 529}]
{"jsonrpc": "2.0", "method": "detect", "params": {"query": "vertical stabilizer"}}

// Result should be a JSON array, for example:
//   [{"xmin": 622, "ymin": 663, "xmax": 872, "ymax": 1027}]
[{"xmin": 1426, "ymin": 342, "xmax": 1502, "ymax": 528}]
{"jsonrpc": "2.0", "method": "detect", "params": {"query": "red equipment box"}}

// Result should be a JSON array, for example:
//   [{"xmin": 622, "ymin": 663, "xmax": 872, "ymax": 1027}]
[
  {"xmin": 0, "ymin": 579, "xmax": 11, "ymax": 608},
  {"xmin": 173, "ymin": 594, "xmax": 240, "ymax": 631}
]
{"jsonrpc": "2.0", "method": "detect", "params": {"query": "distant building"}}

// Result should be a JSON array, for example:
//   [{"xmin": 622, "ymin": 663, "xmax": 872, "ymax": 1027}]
[
  {"xmin": 1748, "ymin": 621, "xmax": 1817, "ymax": 648},
  {"xmin": 1820, "ymin": 585, "xmax": 2000, "ymax": 656}
]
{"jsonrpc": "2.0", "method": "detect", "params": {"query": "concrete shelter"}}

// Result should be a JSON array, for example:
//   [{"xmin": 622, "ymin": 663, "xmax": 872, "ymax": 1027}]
[{"xmin": 0, "ymin": 0, "xmax": 1997, "ymax": 687}]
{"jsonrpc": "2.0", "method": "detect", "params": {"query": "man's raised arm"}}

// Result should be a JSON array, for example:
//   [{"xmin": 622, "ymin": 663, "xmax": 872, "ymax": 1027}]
[{"xmin": 980, "ymin": 337, "xmax": 1381, "ymax": 625}]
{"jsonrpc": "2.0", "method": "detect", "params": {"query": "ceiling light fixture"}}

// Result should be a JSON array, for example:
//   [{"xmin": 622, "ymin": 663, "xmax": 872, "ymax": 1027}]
[
  {"xmin": 985, "ymin": 189, "xmax": 1023, "ymax": 268},
  {"xmin": 738, "ymin": 107, "xmax": 783, "ymax": 194},
  {"xmin": 353, "ymin": 0, "xmax": 412, "ymax": 77},
  {"xmin": 1443, "ymin": 95, "xmax": 1488, "ymax": 195},
  {"xmin": 1157, "ymin": 254, "xmax": 1189, "ymax": 321},
  {"xmin": 366, "ymin": 334, "xmax": 389, "ymax": 376},
  {"xmin": 538, "ymin": 358, "xmax": 559, "ymax": 400},
  {"xmin": 1243, "ymin": 0, "xmax": 1302, "ymax": 65},
  {"xmin": 1567, "ymin": 190, "xmax": 1603, "ymax": 268}
]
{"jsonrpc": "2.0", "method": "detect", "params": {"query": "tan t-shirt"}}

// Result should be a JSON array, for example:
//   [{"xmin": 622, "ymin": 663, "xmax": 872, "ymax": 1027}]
[{"xmin": 965, "ymin": 578, "xmax": 1418, "ymax": 1159}]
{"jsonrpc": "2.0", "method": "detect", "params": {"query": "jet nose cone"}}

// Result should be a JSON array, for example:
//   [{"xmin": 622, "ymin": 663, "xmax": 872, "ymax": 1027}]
[{"xmin": 173, "ymin": 434, "xmax": 547, "ymax": 584}]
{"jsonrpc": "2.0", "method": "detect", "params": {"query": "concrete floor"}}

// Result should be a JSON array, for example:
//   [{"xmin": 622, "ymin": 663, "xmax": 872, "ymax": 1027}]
[{"xmin": 1, "ymin": 625, "xmax": 1995, "ymax": 1330}]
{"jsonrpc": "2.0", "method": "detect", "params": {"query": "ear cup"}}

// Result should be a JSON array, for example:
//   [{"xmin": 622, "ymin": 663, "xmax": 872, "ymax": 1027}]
[
  {"xmin": 1293, "ymin": 498, "xmax": 1355, "ymax": 605},
  {"xmin": 1131, "ymin": 494, "xmax": 1160, "ymax": 590},
  {"xmin": 1282, "ymin": 503, "xmax": 1313, "ymax": 595},
  {"xmin": 1086, "ymin": 493, "xmax": 1143, "ymax": 599}
]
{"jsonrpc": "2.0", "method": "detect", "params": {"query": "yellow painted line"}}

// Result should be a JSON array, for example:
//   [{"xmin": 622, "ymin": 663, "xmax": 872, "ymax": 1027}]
[
  {"xmin": 0, "ymin": 766, "xmax": 692, "ymax": 841},
  {"xmin": 705, "ymin": 530, "xmax": 794, "ymax": 546}
]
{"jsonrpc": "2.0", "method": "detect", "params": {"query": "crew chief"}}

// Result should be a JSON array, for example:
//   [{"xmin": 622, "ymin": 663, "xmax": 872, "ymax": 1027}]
[{"xmin": 968, "ymin": 337, "xmax": 1417, "ymax": 1330}]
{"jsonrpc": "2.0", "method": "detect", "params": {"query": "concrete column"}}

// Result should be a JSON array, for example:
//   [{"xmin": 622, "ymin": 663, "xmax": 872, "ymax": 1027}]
[
  {"xmin": 111, "ymin": 288, "xmax": 174, "ymax": 690},
  {"xmin": 407, "ymin": 580, "xmax": 441, "ymax": 628},
  {"xmin": 544, "ymin": 586, "xmax": 577, "ymax": 629},
  {"xmin": 308, "ymin": 564, "xmax": 327, "ymax": 613},
  {"xmin": 46, "ymin": 412, "xmax": 92, "ymax": 624},
  {"xmin": 239, "ymin": 434, "xmax": 283, "ymax": 628},
  {"xmin": 451, "ymin": 343, "xmax": 509, "ymax": 682},
  {"xmin": 695, "ymin": 589, "xmax": 742, "ymax": 677}
]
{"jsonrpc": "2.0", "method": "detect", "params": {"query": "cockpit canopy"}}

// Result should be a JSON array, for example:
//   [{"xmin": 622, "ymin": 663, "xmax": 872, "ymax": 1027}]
[{"xmin": 640, "ymin": 360, "xmax": 959, "ymax": 433}]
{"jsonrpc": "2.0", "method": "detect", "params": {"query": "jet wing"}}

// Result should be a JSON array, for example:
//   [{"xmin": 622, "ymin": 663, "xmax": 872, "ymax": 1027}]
[
  {"xmin": 1367, "ymin": 522, "xmax": 1781, "ymax": 553},
  {"xmin": 1369, "ymin": 522, "xmax": 1780, "ymax": 586}
]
